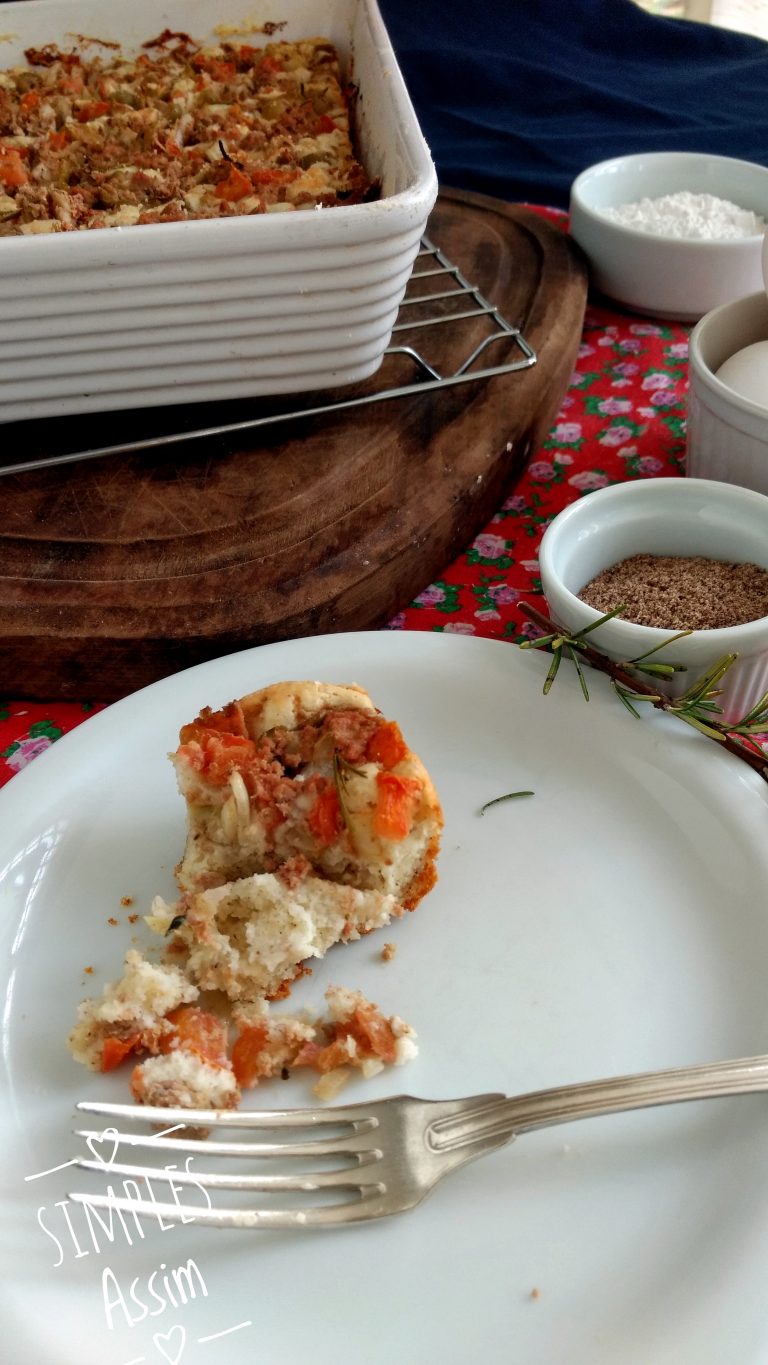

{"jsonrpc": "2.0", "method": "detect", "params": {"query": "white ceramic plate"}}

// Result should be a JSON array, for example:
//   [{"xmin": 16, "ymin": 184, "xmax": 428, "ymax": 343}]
[{"xmin": 3, "ymin": 631, "xmax": 768, "ymax": 1365}]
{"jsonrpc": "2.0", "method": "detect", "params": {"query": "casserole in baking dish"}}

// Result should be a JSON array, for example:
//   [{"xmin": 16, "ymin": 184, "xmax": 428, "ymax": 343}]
[{"xmin": 0, "ymin": 0, "xmax": 437, "ymax": 421}]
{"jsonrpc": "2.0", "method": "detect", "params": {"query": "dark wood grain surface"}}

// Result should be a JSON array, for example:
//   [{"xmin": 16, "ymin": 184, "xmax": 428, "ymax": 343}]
[{"xmin": 0, "ymin": 189, "xmax": 588, "ymax": 700}]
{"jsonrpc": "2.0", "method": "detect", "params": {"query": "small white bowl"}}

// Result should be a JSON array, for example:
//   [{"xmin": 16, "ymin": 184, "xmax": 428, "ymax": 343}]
[
  {"xmin": 538, "ymin": 478, "xmax": 768, "ymax": 724},
  {"xmin": 569, "ymin": 151, "xmax": 768, "ymax": 322},
  {"xmin": 688, "ymin": 290, "xmax": 768, "ymax": 495}
]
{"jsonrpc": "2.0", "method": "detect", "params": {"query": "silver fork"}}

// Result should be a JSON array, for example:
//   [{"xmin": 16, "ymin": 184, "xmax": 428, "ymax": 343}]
[{"xmin": 72, "ymin": 1053, "xmax": 768, "ymax": 1229}]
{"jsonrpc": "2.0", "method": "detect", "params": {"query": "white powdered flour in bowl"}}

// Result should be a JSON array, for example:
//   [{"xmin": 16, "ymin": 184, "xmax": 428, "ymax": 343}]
[
  {"xmin": 569, "ymin": 151, "xmax": 768, "ymax": 320},
  {"xmin": 599, "ymin": 192, "xmax": 767, "ymax": 241}
]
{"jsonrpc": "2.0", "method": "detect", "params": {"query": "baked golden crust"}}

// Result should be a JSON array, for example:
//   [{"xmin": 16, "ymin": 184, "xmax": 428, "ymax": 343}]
[
  {"xmin": 172, "ymin": 680, "xmax": 443, "ymax": 909},
  {"xmin": 0, "ymin": 33, "xmax": 373, "ymax": 235},
  {"xmin": 181, "ymin": 681, "xmax": 376, "ymax": 747}
]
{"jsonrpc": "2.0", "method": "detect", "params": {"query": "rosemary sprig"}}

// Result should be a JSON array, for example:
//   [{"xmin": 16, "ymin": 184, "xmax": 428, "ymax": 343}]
[
  {"xmin": 519, "ymin": 602, "xmax": 768, "ymax": 782},
  {"xmin": 521, "ymin": 604, "xmax": 690, "ymax": 702},
  {"xmin": 218, "ymin": 138, "xmax": 244, "ymax": 169},
  {"xmin": 332, "ymin": 748, "xmax": 366, "ymax": 833},
  {"xmin": 479, "ymin": 790, "xmax": 535, "ymax": 817}
]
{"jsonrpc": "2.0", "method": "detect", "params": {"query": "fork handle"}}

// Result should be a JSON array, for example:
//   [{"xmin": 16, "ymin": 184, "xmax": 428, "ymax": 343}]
[{"xmin": 430, "ymin": 1055, "xmax": 768, "ymax": 1149}]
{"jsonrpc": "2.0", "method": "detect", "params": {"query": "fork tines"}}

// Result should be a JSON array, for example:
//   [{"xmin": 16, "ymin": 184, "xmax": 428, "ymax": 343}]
[
  {"xmin": 70, "ymin": 1097, "xmax": 388, "ymax": 1229},
  {"xmin": 76, "ymin": 1096, "xmax": 377, "ymax": 1129}
]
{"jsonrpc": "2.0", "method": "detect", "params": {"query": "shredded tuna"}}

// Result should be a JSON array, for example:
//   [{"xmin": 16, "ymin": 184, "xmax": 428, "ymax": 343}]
[{"xmin": 0, "ymin": 35, "xmax": 373, "ymax": 235}]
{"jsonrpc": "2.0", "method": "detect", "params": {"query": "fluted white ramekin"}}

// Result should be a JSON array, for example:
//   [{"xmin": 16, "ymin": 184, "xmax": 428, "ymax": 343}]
[
  {"xmin": 688, "ymin": 291, "xmax": 768, "ymax": 496},
  {"xmin": 538, "ymin": 478, "xmax": 768, "ymax": 725}
]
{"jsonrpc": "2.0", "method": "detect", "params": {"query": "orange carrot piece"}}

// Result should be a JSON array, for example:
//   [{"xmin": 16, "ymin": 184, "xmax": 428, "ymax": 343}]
[
  {"xmin": 231, "ymin": 1024, "xmax": 270, "ymax": 1086},
  {"xmin": 214, "ymin": 165, "xmax": 253, "ymax": 201},
  {"xmin": 366, "ymin": 720, "xmax": 407, "ymax": 770},
  {"xmin": 101, "ymin": 1034, "xmax": 142, "ymax": 1072},
  {"xmin": 161, "ymin": 1006, "xmax": 229, "ymax": 1069},
  {"xmin": 250, "ymin": 167, "xmax": 297, "ymax": 185},
  {"xmin": 76, "ymin": 100, "xmax": 109, "ymax": 122},
  {"xmin": 0, "ymin": 149, "xmax": 28, "ymax": 188},
  {"xmin": 373, "ymin": 771, "xmax": 420, "ymax": 841},
  {"xmin": 308, "ymin": 787, "xmax": 344, "ymax": 845}
]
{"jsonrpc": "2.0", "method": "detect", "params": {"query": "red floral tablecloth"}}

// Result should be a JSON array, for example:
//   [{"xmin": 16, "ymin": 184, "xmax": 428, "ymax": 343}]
[{"xmin": 0, "ymin": 208, "xmax": 689, "ymax": 787}]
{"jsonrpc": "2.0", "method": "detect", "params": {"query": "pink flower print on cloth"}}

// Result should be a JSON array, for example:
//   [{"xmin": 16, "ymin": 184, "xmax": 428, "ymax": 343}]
[
  {"xmin": 551, "ymin": 422, "xmax": 582, "ymax": 443},
  {"xmin": 2, "ymin": 718, "xmax": 63, "ymax": 773},
  {"xmin": 527, "ymin": 461, "xmax": 557, "ymax": 481},
  {"xmin": 414, "ymin": 584, "xmax": 446, "ymax": 607},
  {"xmin": 568, "ymin": 471, "xmax": 610, "ymax": 491},
  {"xmin": 472, "ymin": 533, "xmax": 509, "ymax": 559},
  {"xmin": 599, "ymin": 425, "xmax": 636, "ymax": 446},
  {"xmin": 641, "ymin": 371, "xmax": 674, "ymax": 391},
  {"xmin": 486, "ymin": 584, "xmax": 520, "ymax": 605}
]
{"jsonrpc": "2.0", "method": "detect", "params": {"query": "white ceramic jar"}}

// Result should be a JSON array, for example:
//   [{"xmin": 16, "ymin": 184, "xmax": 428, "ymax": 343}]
[{"xmin": 688, "ymin": 291, "xmax": 768, "ymax": 496}]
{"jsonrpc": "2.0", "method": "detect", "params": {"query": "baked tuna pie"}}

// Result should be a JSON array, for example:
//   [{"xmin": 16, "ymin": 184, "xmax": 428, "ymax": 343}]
[
  {"xmin": 0, "ymin": 35, "xmax": 373, "ymax": 235},
  {"xmin": 170, "ymin": 681, "xmax": 443, "ymax": 906},
  {"xmin": 69, "ymin": 681, "xmax": 439, "ymax": 1121}
]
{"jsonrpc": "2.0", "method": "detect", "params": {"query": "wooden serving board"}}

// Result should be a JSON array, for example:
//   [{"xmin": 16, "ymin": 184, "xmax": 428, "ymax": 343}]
[{"xmin": 0, "ymin": 189, "xmax": 587, "ymax": 701}]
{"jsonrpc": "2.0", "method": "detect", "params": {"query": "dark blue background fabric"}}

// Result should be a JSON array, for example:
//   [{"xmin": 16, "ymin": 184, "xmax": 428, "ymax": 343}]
[{"xmin": 378, "ymin": 0, "xmax": 768, "ymax": 207}]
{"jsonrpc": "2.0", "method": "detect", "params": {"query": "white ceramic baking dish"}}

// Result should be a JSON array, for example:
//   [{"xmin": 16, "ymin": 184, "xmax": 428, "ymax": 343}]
[{"xmin": 0, "ymin": 0, "xmax": 437, "ymax": 421}]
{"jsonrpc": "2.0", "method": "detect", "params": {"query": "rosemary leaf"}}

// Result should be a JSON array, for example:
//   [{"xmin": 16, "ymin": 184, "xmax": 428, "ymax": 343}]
[
  {"xmin": 519, "ymin": 632, "xmax": 558, "ymax": 651},
  {"xmin": 575, "ymin": 604, "xmax": 629, "ymax": 637},
  {"xmin": 633, "ymin": 660, "xmax": 682, "ymax": 680},
  {"xmin": 543, "ymin": 648, "xmax": 563, "ymax": 695},
  {"xmin": 614, "ymin": 685, "xmax": 643, "ymax": 719},
  {"xmin": 479, "ymin": 791, "xmax": 535, "ymax": 816},
  {"xmin": 620, "ymin": 685, "xmax": 661, "ymax": 704},
  {"xmin": 218, "ymin": 138, "xmax": 242, "ymax": 167},
  {"xmin": 734, "ymin": 690, "xmax": 768, "ymax": 728},
  {"xmin": 676, "ymin": 712, "xmax": 728, "ymax": 741},
  {"xmin": 677, "ymin": 654, "xmax": 737, "ymax": 706},
  {"xmin": 630, "ymin": 630, "xmax": 692, "ymax": 664},
  {"xmin": 733, "ymin": 719, "xmax": 768, "ymax": 736},
  {"xmin": 332, "ymin": 748, "xmax": 366, "ymax": 834},
  {"xmin": 567, "ymin": 644, "xmax": 591, "ymax": 702}
]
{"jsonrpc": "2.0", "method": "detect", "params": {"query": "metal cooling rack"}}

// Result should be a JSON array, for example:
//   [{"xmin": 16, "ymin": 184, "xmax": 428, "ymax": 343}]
[{"xmin": 1, "ymin": 235, "xmax": 537, "ymax": 478}]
